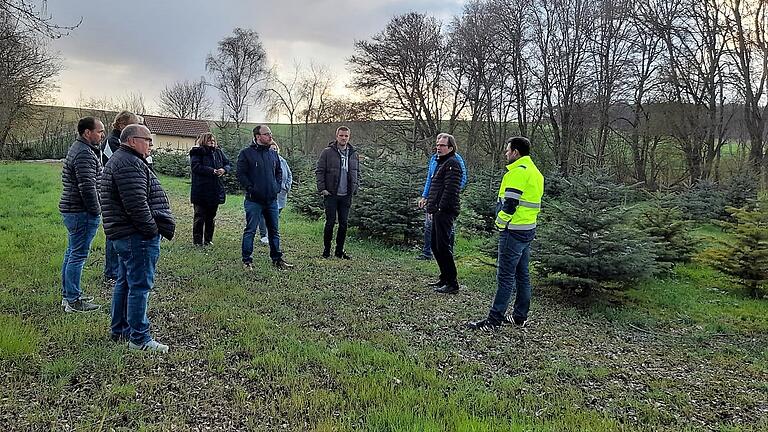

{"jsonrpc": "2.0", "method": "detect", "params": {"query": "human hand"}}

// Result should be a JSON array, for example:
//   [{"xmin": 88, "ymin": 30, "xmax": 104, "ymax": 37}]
[
  {"xmin": 320, "ymin": 190, "xmax": 331, "ymax": 197},
  {"xmin": 417, "ymin": 197, "xmax": 426, "ymax": 209}
]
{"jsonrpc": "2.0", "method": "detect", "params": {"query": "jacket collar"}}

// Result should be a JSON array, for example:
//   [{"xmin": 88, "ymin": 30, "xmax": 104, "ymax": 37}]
[
  {"xmin": 118, "ymin": 144, "xmax": 150, "ymax": 164},
  {"xmin": 436, "ymin": 150, "xmax": 455, "ymax": 163},
  {"xmin": 76, "ymin": 136, "xmax": 100, "ymax": 153},
  {"xmin": 506, "ymin": 155, "xmax": 533, "ymax": 171}
]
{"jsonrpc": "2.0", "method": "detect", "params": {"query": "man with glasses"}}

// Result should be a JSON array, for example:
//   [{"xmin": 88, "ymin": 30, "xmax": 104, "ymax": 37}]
[
  {"xmin": 425, "ymin": 133, "xmax": 464, "ymax": 294},
  {"xmin": 59, "ymin": 117, "xmax": 105, "ymax": 312},
  {"xmin": 416, "ymin": 134, "xmax": 468, "ymax": 260},
  {"xmin": 101, "ymin": 124, "xmax": 176, "ymax": 352},
  {"xmin": 237, "ymin": 125, "xmax": 293, "ymax": 269}
]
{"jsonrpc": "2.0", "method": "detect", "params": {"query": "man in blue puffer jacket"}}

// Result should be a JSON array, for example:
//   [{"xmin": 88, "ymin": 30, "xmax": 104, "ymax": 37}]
[{"xmin": 237, "ymin": 125, "xmax": 293, "ymax": 269}]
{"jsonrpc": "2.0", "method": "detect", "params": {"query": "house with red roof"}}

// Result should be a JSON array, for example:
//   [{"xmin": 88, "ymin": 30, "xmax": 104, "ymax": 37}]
[{"xmin": 142, "ymin": 115, "xmax": 210, "ymax": 151}]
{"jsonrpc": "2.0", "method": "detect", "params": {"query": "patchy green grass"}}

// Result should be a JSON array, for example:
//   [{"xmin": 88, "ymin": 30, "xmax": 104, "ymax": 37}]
[{"xmin": 0, "ymin": 161, "xmax": 766, "ymax": 431}]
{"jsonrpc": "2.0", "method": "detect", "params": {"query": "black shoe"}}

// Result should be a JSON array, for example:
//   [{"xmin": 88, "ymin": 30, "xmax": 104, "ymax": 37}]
[
  {"xmin": 110, "ymin": 333, "xmax": 128, "ymax": 343},
  {"xmin": 415, "ymin": 254, "xmax": 433, "ymax": 261},
  {"xmin": 502, "ymin": 315, "xmax": 528, "ymax": 328},
  {"xmin": 273, "ymin": 259, "xmax": 294, "ymax": 269},
  {"xmin": 434, "ymin": 284, "xmax": 459, "ymax": 294},
  {"xmin": 466, "ymin": 318, "xmax": 501, "ymax": 331},
  {"xmin": 322, "ymin": 250, "xmax": 331, "ymax": 258},
  {"xmin": 335, "ymin": 251, "xmax": 351, "ymax": 260},
  {"xmin": 426, "ymin": 280, "xmax": 444, "ymax": 287}
]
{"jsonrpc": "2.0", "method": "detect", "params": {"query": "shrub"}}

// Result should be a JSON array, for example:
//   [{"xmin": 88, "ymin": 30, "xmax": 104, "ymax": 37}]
[
  {"xmin": 289, "ymin": 154, "xmax": 324, "ymax": 220},
  {"xmin": 348, "ymin": 156, "xmax": 423, "ymax": 244},
  {"xmin": 458, "ymin": 168, "xmax": 500, "ymax": 235},
  {"xmin": 151, "ymin": 149, "xmax": 189, "ymax": 178}
]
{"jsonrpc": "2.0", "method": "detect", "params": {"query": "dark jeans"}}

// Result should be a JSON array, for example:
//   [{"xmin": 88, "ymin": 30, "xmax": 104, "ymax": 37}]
[
  {"xmin": 430, "ymin": 212, "xmax": 458, "ymax": 287},
  {"xmin": 323, "ymin": 194, "xmax": 352, "ymax": 254},
  {"xmin": 242, "ymin": 199, "xmax": 282, "ymax": 263},
  {"xmin": 258, "ymin": 207, "xmax": 283, "ymax": 237},
  {"xmin": 104, "ymin": 238, "xmax": 118, "ymax": 279},
  {"xmin": 110, "ymin": 234, "xmax": 160, "ymax": 345},
  {"xmin": 193, "ymin": 203, "xmax": 219, "ymax": 245},
  {"xmin": 489, "ymin": 229, "xmax": 536, "ymax": 324},
  {"xmin": 61, "ymin": 212, "xmax": 101, "ymax": 302},
  {"xmin": 422, "ymin": 212, "xmax": 455, "ymax": 257}
]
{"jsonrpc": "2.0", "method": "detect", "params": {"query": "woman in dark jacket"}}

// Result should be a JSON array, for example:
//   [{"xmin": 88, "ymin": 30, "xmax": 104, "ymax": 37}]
[{"xmin": 190, "ymin": 133, "xmax": 231, "ymax": 245}]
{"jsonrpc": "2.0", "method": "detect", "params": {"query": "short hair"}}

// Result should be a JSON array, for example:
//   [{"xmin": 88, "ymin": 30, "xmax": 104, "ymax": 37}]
[
  {"xmin": 253, "ymin": 125, "xmax": 267, "ymax": 138},
  {"xmin": 112, "ymin": 111, "xmax": 139, "ymax": 131},
  {"xmin": 196, "ymin": 132, "xmax": 215, "ymax": 146},
  {"xmin": 77, "ymin": 117, "xmax": 99, "ymax": 135},
  {"xmin": 120, "ymin": 124, "xmax": 147, "ymax": 143},
  {"xmin": 506, "ymin": 136, "xmax": 531, "ymax": 156},
  {"xmin": 436, "ymin": 133, "xmax": 457, "ymax": 151},
  {"xmin": 336, "ymin": 126, "xmax": 350, "ymax": 134}
]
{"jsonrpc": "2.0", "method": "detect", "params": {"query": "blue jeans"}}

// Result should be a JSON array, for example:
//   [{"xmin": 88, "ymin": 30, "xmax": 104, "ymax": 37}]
[
  {"xmin": 257, "ymin": 207, "xmax": 283, "ymax": 238},
  {"xmin": 61, "ymin": 212, "xmax": 101, "ymax": 303},
  {"xmin": 110, "ymin": 234, "xmax": 160, "ymax": 345},
  {"xmin": 489, "ymin": 229, "xmax": 536, "ymax": 324},
  {"xmin": 423, "ymin": 212, "xmax": 455, "ymax": 257},
  {"xmin": 242, "ymin": 199, "xmax": 282, "ymax": 263},
  {"xmin": 104, "ymin": 238, "xmax": 119, "ymax": 279}
]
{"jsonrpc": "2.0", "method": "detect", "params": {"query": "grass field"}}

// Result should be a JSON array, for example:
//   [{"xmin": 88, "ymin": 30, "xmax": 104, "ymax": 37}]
[{"xmin": 0, "ymin": 161, "xmax": 766, "ymax": 431}]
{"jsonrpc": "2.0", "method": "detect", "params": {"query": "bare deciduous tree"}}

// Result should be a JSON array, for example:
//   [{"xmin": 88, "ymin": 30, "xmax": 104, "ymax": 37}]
[
  {"xmin": 0, "ymin": 0, "xmax": 80, "ymax": 38},
  {"xmin": 206, "ymin": 27, "xmax": 268, "ymax": 143},
  {"xmin": 0, "ymin": 10, "xmax": 59, "ymax": 147},
  {"xmin": 157, "ymin": 78, "xmax": 211, "ymax": 120},
  {"xmin": 726, "ymin": 0, "xmax": 768, "ymax": 180},
  {"xmin": 349, "ymin": 12, "xmax": 453, "ymax": 150},
  {"xmin": 265, "ymin": 62, "xmax": 305, "ymax": 148}
]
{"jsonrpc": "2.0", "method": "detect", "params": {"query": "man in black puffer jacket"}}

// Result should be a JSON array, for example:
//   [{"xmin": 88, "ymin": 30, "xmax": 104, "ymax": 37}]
[
  {"xmin": 59, "ymin": 117, "xmax": 105, "ymax": 313},
  {"xmin": 101, "ymin": 111, "xmax": 140, "ymax": 283},
  {"xmin": 426, "ymin": 133, "xmax": 463, "ymax": 294},
  {"xmin": 100, "ymin": 124, "xmax": 175, "ymax": 353}
]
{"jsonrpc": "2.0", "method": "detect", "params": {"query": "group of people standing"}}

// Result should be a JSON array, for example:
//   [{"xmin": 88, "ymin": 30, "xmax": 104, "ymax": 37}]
[
  {"xmin": 60, "ymin": 113, "xmax": 175, "ymax": 352},
  {"xmin": 57, "ymin": 110, "xmax": 543, "ymax": 355}
]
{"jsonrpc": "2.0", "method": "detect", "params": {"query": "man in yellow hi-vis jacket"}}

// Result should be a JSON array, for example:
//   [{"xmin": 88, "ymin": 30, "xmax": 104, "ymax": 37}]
[{"xmin": 468, "ymin": 137, "xmax": 543, "ymax": 331}]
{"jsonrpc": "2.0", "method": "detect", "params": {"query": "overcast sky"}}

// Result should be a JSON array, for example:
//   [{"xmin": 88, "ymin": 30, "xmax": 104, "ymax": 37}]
[{"xmin": 44, "ymin": 0, "xmax": 464, "ymax": 122}]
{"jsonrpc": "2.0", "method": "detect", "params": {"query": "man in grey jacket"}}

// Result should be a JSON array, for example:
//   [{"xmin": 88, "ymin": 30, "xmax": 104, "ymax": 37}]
[
  {"xmin": 59, "ymin": 117, "xmax": 105, "ymax": 312},
  {"xmin": 316, "ymin": 126, "xmax": 360, "ymax": 259}
]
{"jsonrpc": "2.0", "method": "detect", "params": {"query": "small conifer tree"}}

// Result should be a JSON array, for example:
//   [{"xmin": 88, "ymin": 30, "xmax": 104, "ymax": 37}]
[
  {"xmin": 535, "ymin": 174, "xmax": 658, "ymax": 296},
  {"xmin": 635, "ymin": 193, "xmax": 696, "ymax": 268},
  {"xmin": 699, "ymin": 198, "xmax": 768, "ymax": 299}
]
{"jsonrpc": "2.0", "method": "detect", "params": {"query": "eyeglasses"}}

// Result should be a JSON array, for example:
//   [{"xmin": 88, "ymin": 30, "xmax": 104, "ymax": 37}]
[
  {"xmin": 258, "ymin": 132, "xmax": 273, "ymax": 136},
  {"xmin": 133, "ymin": 136, "xmax": 153, "ymax": 145}
]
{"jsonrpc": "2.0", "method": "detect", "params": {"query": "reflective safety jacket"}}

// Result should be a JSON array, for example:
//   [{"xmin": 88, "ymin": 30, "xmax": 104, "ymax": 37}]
[{"xmin": 495, "ymin": 156, "xmax": 544, "ymax": 231}]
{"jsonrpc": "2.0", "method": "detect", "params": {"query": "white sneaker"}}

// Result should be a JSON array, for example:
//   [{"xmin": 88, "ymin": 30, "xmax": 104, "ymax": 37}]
[
  {"xmin": 260, "ymin": 236, "xmax": 269, "ymax": 244},
  {"xmin": 128, "ymin": 339, "xmax": 169, "ymax": 353},
  {"xmin": 61, "ymin": 296, "xmax": 94, "ymax": 307}
]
